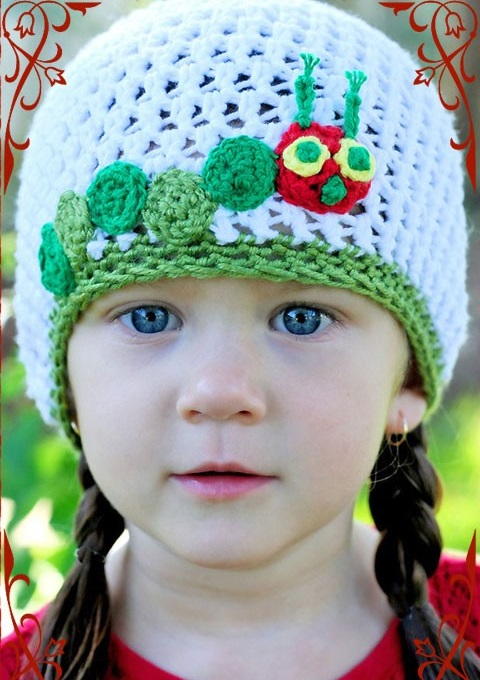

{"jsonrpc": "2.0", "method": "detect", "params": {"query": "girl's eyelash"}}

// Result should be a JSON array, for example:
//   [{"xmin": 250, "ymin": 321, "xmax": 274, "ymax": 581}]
[
  {"xmin": 113, "ymin": 300, "xmax": 341, "ymax": 337},
  {"xmin": 280, "ymin": 300, "xmax": 338, "ymax": 320},
  {"xmin": 113, "ymin": 301, "xmax": 339, "ymax": 321},
  {"xmin": 112, "ymin": 302, "xmax": 175, "ymax": 320}
]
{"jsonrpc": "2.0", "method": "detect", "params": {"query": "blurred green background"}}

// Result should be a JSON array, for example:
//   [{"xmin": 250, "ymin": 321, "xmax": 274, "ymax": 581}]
[{"xmin": 2, "ymin": 0, "xmax": 479, "ymax": 633}]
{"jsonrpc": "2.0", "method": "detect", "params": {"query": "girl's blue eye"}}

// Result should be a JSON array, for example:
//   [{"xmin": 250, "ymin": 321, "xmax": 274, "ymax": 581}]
[
  {"xmin": 119, "ymin": 306, "xmax": 180, "ymax": 334},
  {"xmin": 273, "ymin": 303, "xmax": 335, "ymax": 336}
]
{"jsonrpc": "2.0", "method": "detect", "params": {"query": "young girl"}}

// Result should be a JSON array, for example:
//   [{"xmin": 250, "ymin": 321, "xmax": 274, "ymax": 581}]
[{"xmin": 3, "ymin": 0, "xmax": 479, "ymax": 678}]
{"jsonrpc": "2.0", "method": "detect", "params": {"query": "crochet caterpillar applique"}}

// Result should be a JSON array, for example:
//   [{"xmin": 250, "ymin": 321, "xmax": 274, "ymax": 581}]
[
  {"xmin": 38, "ymin": 52, "xmax": 376, "ymax": 296},
  {"xmin": 202, "ymin": 52, "xmax": 376, "ymax": 214}
]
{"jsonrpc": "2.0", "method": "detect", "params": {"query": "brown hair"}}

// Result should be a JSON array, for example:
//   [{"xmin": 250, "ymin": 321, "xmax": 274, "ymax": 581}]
[
  {"xmin": 34, "ymin": 430, "xmax": 480, "ymax": 678},
  {"xmin": 36, "ymin": 453, "xmax": 124, "ymax": 679},
  {"xmin": 370, "ymin": 424, "xmax": 480, "ymax": 678}
]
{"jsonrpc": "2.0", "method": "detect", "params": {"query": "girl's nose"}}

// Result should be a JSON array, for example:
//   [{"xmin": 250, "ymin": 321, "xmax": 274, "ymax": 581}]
[{"xmin": 176, "ymin": 367, "xmax": 267, "ymax": 423}]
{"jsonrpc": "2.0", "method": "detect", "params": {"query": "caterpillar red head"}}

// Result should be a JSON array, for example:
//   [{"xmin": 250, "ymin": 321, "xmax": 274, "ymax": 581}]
[{"xmin": 274, "ymin": 53, "xmax": 376, "ymax": 214}]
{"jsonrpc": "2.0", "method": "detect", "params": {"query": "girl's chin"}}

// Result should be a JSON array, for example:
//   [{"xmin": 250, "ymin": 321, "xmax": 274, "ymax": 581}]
[{"xmin": 154, "ymin": 531, "xmax": 290, "ymax": 570}]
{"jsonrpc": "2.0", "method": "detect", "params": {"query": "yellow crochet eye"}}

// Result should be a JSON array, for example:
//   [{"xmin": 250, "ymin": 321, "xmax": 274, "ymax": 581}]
[
  {"xmin": 333, "ymin": 139, "xmax": 375, "ymax": 182},
  {"xmin": 282, "ymin": 136, "xmax": 330, "ymax": 177}
]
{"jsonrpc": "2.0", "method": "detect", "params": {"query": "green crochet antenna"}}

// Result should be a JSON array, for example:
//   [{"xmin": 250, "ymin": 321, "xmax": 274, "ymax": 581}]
[
  {"xmin": 293, "ymin": 52, "xmax": 321, "ymax": 129},
  {"xmin": 343, "ymin": 70, "xmax": 367, "ymax": 138}
]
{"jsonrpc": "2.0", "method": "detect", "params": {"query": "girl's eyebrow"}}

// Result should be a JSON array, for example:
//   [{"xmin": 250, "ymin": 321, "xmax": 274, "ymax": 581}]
[
  {"xmin": 274, "ymin": 281, "xmax": 321, "ymax": 291},
  {"xmin": 132, "ymin": 279, "xmax": 334, "ymax": 293},
  {"xmin": 96, "ymin": 280, "xmax": 340, "ymax": 304},
  {"xmin": 95, "ymin": 280, "xmax": 365, "ymax": 307},
  {"xmin": 89, "ymin": 283, "xmax": 370, "ymax": 323}
]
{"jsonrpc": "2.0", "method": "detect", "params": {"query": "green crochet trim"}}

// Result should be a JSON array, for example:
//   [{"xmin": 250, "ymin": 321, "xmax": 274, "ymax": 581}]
[
  {"xmin": 348, "ymin": 146, "xmax": 371, "ymax": 171},
  {"xmin": 296, "ymin": 140, "xmax": 321, "ymax": 163},
  {"xmin": 143, "ymin": 169, "xmax": 218, "ymax": 246},
  {"xmin": 343, "ymin": 70, "xmax": 367, "ymax": 139},
  {"xmin": 293, "ymin": 53, "xmax": 321, "ymax": 129},
  {"xmin": 49, "ymin": 232, "xmax": 444, "ymax": 445},
  {"xmin": 86, "ymin": 161, "xmax": 149, "ymax": 235},
  {"xmin": 321, "ymin": 175, "xmax": 347, "ymax": 205},
  {"xmin": 39, "ymin": 223, "xmax": 76, "ymax": 296},
  {"xmin": 202, "ymin": 136, "xmax": 278, "ymax": 211}
]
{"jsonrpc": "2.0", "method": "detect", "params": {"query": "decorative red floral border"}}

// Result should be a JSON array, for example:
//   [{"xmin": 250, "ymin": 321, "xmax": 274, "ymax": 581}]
[
  {"xmin": 413, "ymin": 531, "xmax": 478, "ymax": 679},
  {"xmin": 2, "ymin": 1, "xmax": 477, "ymax": 195},
  {"xmin": 2, "ymin": 527, "xmax": 478, "ymax": 678},
  {"xmin": 0, "ymin": 2, "xmax": 478, "ymax": 677},
  {"xmin": 2, "ymin": 1, "xmax": 103, "ymax": 195},
  {"xmin": 1, "ymin": 531, "xmax": 67, "ymax": 678},
  {"xmin": 379, "ymin": 1, "xmax": 478, "ymax": 190}
]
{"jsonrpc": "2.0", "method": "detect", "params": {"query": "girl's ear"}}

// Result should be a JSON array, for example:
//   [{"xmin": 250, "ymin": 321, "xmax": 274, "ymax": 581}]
[
  {"xmin": 386, "ymin": 356, "xmax": 427, "ymax": 435},
  {"xmin": 385, "ymin": 388, "xmax": 427, "ymax": 436}
]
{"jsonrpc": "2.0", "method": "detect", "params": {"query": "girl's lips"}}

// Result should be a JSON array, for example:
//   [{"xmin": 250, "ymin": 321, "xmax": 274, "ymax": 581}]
[{"xmin": 170, "ymin": 473, "xmax": 275, "ymax": 500}]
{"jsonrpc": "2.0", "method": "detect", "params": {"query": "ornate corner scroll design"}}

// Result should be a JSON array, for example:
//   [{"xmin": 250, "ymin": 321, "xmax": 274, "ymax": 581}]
[
  {"xmin": 2, "ymin": 530, "xmax": 67, "ymax": 679},
  {"xmin": 2, "ymin": 1, "xmax": 102, "ymax": 195},
  {"xmin": 413, "ymin": 530, "xmax": 478, "ymax": 679},
  {"xmin": 379, "ymin": 1, "xmax": 478, "ymax": 191}
]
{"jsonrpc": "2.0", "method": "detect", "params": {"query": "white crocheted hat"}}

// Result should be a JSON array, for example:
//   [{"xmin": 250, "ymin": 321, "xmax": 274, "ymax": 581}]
[{"xmin": 14, "ymin": 0, "xmax": 470, "ymax": 442}]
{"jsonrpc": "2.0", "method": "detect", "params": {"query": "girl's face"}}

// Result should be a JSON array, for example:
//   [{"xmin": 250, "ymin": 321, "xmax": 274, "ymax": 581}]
[{"xmin": 67, "ymin": 277, "xmax": 426, "ymax": 568}]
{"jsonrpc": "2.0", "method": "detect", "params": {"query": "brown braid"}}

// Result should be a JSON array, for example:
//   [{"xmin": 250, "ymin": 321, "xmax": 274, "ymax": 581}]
[
  {"xmin": 369, "ymin": 425, "xmax": 480, "ymax": 678},
  {"xmin": 34, "ymin": 451, "xmax": 125, "ymax": 679}
]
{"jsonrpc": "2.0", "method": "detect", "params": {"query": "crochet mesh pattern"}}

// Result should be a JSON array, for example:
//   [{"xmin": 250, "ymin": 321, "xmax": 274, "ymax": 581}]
[{"xmin": 14, "ymin": 0, "xmax": 470, "ymax": 438}]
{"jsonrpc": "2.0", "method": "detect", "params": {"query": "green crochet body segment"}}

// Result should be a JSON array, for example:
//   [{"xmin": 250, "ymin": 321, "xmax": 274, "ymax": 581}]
[
  {"xmin": 87, "ymin": 161, "xmax": 149, "ymax": 234},
  {"xmin": 49, "ymin": 231, "xmax": 444, "ymax": 445},
  {"xmin": 143, "ymin": 169, "xmax": 218, "ymax": 245},
  {"xmin": 202, "ymin": 136, "xmax": 278, "ymax": 210},
  {"xmin": 39, "ymin": 223, "xmax": 76, "ymax": 296},
  {"xmin": 55, "ymin": 191, "xmax": 94, "ymax": 265}
]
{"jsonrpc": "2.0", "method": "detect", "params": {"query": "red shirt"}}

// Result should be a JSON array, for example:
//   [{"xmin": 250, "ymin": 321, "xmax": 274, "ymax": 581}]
[{"xmin": 2, "ymin": 552, "xmax": 479, "ymax": 679}]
